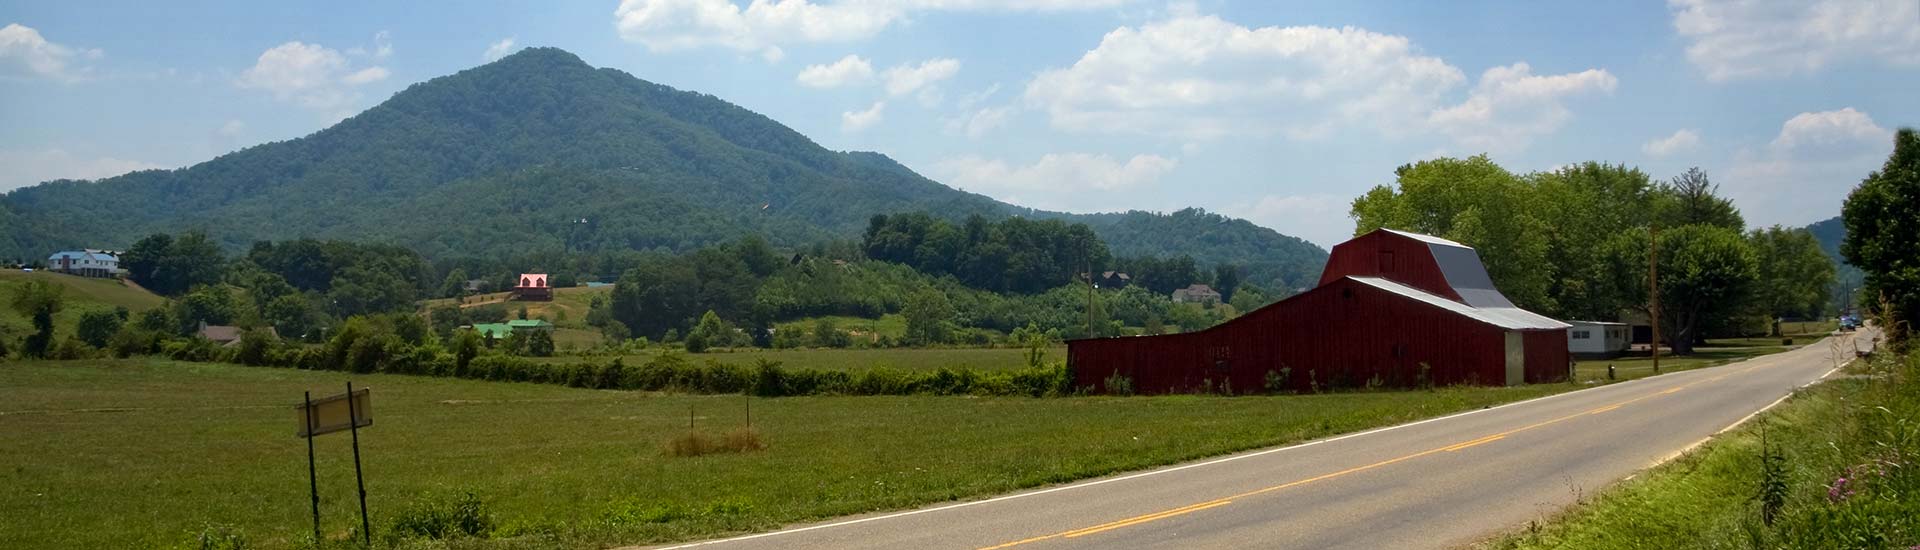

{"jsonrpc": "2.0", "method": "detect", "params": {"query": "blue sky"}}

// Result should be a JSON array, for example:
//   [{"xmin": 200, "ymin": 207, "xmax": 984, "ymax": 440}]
[{"xmin": 3, "ymin": 0, "xmax": 1915, "ymax": 248}]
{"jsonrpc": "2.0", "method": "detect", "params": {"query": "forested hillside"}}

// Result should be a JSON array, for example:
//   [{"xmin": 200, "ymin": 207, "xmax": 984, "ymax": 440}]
[
  {"xmin": 1804, "ymin": 216, "xmax": 1866, "ymax": 310},
  {"xmin": 0, "ymin": 47, "xmax": 1325, "ymax": 289}
]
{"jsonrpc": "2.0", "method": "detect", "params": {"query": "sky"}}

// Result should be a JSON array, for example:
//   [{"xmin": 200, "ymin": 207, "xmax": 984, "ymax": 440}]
[{"xmin": 2, "ymin": 0, "xmax": 1916, "ymax": 248}]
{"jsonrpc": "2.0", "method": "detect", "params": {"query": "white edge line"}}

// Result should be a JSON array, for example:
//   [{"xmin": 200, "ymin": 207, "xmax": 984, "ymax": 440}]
[
  {"xmin": 649, "ymin": 379, "xmax": 1676, "ymax": 549},
  {"xmin": 652, "ymin": 339, "xmax": 1858, "ymax": 549}
]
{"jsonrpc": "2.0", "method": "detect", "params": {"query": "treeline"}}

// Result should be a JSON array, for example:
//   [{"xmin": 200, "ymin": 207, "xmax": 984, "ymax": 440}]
[
  {"xmin": 1353, "ymin": 158, "xmax": 1835, "ymax": 353},
  {"xmin": 861, "ymin": 213, "xmax": 1107, "ymax": 294}
]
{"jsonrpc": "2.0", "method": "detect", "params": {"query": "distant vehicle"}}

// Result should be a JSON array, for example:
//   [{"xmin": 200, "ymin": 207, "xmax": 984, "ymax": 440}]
[
  {"xmin": 20, "ymin": 268, "xmax": 32, "ymax": 272},
  {"xmin": 1839, "ymin": 316, "xmax": 1858, "ymax": 331}
]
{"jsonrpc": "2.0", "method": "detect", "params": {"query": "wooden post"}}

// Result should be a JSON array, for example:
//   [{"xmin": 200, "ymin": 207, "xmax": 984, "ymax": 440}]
[{"xmin": 1650, "ymin": 225, "xmax": 1661, "ymax": 373}]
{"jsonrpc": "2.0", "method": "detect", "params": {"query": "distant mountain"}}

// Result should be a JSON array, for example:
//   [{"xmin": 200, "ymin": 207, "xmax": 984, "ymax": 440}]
[
  {"xmin": 0, "ymin": 48, "xmax": 1326, "ymax": 288},
  {"xmin": 1804, "ymin": 216, "xmax": 1866, "ymax": 310}
]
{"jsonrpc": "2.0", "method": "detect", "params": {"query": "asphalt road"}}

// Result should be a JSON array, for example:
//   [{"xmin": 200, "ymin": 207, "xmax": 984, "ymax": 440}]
[{"xmin": 647, "ymin": 331, "xmax": 1876, "ymax": 550}]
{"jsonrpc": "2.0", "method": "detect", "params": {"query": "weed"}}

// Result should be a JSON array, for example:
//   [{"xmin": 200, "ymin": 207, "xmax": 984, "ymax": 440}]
[
  {"xmin": 389, "ymin": 490, "xmax": 493, "ymax": 541},
  {"xmin": 665, "ymin": 428, "xmax": 768, "ymax": 457},
  {"xmin": 1103, "ymin": 371, "xmax": 1134, "ymax": 396}
]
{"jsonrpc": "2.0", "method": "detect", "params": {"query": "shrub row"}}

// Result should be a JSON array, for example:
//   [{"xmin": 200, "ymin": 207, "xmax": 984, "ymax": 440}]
[{"xmin": 121, "ymin": 329, "xmax": 1079, "ymax": 398}]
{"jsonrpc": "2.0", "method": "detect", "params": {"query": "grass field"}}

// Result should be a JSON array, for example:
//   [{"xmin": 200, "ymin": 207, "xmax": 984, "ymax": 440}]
[
  {"xmin": 425, "ymin": 286, "xmax": 611, "ymax": 329},
  {"xmin": 0, "ymin": 269, "xmax": 166, "ymax": 336},
  {"xmin": 4, "ymin": 358, "xmax": 1567, "ymax": 549}
]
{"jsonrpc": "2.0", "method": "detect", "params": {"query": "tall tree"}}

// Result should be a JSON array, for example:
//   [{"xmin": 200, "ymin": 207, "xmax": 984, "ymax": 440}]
[
  {"xmin": 1656, "ymin": 167, "xmax": 1744, "ymax": 230},
  {"xmin": 1748, "ymin": 226, "xmax": 1836, "ymax": 326},
  {"xmin": 1213, "ymin": 264, "xmax": 1242, "ymax": 303},
  {"xmin": 1608, "ymin": 225, "xmax": 1759, "ymax": 354},
  {"xmin": 1530, "ymin": 162, "xmax": 1658, "ymax": 320},
  {"xmin": 1351, "ymin": 155, "xmax": 1555, "ymax": 312},
  {"xmin": 1841, "ymin": 127, "xmax": 1920, "ymax": 336}
]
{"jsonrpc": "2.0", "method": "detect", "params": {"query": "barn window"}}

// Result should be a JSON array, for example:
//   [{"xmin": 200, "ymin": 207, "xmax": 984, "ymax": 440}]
[{"xmin": 1378, "ymin": 250, "xmax": 1395, "ymax": 272}]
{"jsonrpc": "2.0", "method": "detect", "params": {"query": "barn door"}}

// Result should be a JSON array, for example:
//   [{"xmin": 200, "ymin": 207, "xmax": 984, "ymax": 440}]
[{"xmin": 1504, "ymin": 331, "xmax": 1525, "ymax": 386}]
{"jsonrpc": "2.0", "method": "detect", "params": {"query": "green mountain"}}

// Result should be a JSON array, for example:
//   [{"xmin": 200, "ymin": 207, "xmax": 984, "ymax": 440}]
[
  {"xmin": 0, "ymin": 47, "xmax": 1326, "ymax": 288},
  {"xmin": 1804, "ymin": 215, "xmax": 1867, "ymax": 311}
]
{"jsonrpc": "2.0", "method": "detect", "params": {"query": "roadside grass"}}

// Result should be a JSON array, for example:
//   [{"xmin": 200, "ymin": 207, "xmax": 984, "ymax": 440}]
[
  {"xmin": 0, "ymin": 269, "xmax": 166, "ymax": 335},
  {"xmin": 1483, "ymin": 344, "xmax": 1919, "ymax": 550},
  {"xmin": 3, "ymin": 358, "xmax": 1566, "ymax": 550},
  {"xmin": 536, "ymin": 346, "xmax": 1065, "ymax": 373},
  {"xmin": 1571, "ymin": 341, "xmax": 1809, "ymax": 384}
]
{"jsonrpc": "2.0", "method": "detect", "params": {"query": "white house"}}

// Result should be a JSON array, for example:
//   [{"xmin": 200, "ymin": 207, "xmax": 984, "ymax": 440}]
[
  {"xmin": 46, "ymin": 249, "xmax": 122, "ymax": 278},
  {"xmin": 1567, "ymin": 320, "xmax": 1630, "ymax": 358}
]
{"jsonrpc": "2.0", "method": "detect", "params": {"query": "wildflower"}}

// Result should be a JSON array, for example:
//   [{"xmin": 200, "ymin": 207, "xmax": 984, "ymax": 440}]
[{"xmin": 1826, "ymin": 476, "xmax": 1855, "ymax": 503}]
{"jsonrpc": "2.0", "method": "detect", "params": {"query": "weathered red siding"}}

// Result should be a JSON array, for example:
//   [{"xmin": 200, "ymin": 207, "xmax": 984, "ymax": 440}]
[
  {"xmin": 1523, "ymin": 329, "xmax": 1571, "ymax": 384},
  {"xmin": 1317, "ymin": 231, "xmax": 1461, "ymax": 302},
  {"xmin": 1070, "ymin": 278, "xmax": 1561, "ymax": 394}
]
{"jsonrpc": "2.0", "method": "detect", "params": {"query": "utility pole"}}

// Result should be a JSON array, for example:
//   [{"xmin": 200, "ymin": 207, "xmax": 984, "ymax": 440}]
[
  {"xmin": 1084, "ymin": 252, "xmax": 1095, "ymax": 337},
  {"xmin": 1649, "ymin": 224, "xmax": 1661, "ymax": 373}
]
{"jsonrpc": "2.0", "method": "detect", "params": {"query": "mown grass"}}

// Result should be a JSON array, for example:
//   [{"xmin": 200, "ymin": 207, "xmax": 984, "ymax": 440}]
[
  {"xmin": 3, "ymin": 358, "xmax": 1566, "ymax": 549},
  {"xmin": 1570, "ymin": 345, "xmax": 1803, "ymax": 384},
  {"xmin": 0, "ymin": 269, "xmax": 166, "ymax": 335},
  {"xmin": 771, "ymin": 314, "xmax": 909, "ymax": 341},
  {"xmin": 1484, "ymin": 342, "xmax": 1919, "ymax": 550}
]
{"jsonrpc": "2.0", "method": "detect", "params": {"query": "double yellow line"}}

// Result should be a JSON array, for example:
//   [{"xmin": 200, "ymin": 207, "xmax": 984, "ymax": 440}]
[{"xmin": 977, "ymin": 362, "xmax": 1768, "ymax": 549}]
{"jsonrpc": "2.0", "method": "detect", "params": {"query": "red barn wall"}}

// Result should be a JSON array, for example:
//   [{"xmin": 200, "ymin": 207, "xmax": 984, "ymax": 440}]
[
  {"xmin": 1317, "ymin": 231, "xmax": 1461, "ymax": 302},
  {"xmin": 1070, "ymin": 278, "xmax": 1523, "ymax": 394},
  {"xmin": 1522, "ymin": 329, "xmax": 1571, "ymax": 384}
]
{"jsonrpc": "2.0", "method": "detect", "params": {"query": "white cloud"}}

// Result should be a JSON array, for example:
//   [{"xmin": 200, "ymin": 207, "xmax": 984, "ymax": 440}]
[
  {"xmin": 841, "ymin": 100, "xmax": 886, "ymax": 132},
  {"xmin": 1670, "ymin": 0, "xmax": 1920, "ymax": 81},
  {"xmin": 1427, "ymin": 63, "xmax": 1616, "ymax": 153},
  {"xmin": 883, "ymin": 57, "xmax": 959, "ymax": 96},
  {"xmin": 484, "ymin": 37, "xmax": 517, "ymax": 62},
  {"xmin": 1023, "ymin": 14, "xmax": 1613, "ymax": 151},
  {"xmin": 612, "ymin": 0, "xmax": 1124, "ymax": 58},
  {"xmin": 0, "ymin": 149, "xmax": 166, "ymax": 192},
  {"xmin": 236, "ymin": 41, "xmax": 389, "ymax": 110},
  {"xmin": 796, "ymin": 54, "xmax": 873, "ymax": 88},
  {"xmin": 0, "ymin": 23, "xmax": 101, "ymax": 81},
  {"xmin": 341, "ymin": 66, "xmax": 390, "ymax": 85},
  {"xmin": 217, "ymin": 119, "xmax": 246, "ymax": 138},
  {"xmin": 1724, "ymin": 108, "xmax": 1894, "ymax": 229},
  {"xmin": 945, "ymin": 105, "xmax": 1011, "ymax": 138},
  {"xmin": 1220, "ymin": 193, "xmax": 1352, "ymax": 250},
  {"xmin": 928, "ymin": 152, "xmax": 1178, "ymax": 212},
  {"xmin": 1642, "ymin": 129, "xmax": 1701, "ymax": 158},
  {"xmin": 1769, "ymin": 107, "xmax": 1890, "ymax": 153}
]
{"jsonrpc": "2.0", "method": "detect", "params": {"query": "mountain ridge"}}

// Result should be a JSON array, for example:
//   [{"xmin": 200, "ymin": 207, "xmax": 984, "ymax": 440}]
[{"xmin": 1, "ymin": 47, "xmax": 1326, "ymax": 288}]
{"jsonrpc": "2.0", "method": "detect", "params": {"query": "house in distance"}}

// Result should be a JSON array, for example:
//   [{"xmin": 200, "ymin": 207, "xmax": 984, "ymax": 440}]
[
  {"xmin": 1069, "ymin": 229, "xmax": 1571, "ymax": 394},
  {"xmin": 46, "ymin": 249, "xmax": 122, "ymax": 278},
  {"xmin": 512, "ymin": 273, "xmax": 551, "ymax": 301},
  {"xmin": 1171, "ymin": 283, "xmax": 1221, "ymax": 304}
]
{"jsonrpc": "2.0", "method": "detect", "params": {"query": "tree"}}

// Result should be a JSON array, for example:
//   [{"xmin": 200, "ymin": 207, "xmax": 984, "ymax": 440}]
[
  {"xmin": 1842, "ymin": 127, "xmax": 1920, "ymax": 337},
  {"xmin": 1748, "ymin": 226, "xmax": 1836, "ymax": 327},
  {"xmin": 76, "ymin": 309, "xmax": 125, "ymax": 348},
  {"xmin": 902, "ymin": 289, "xmax": 954, "ymax": 345},
  {"xmin": 1213, "ymin": 264, "xmax": 1242, "ymax": 303},
  {"xmin": 173, "ymin": 286, "xmax": 237, "ymax": 334},
  {"xmin": 440, "ymin": 268, "xmax": 470, "ymax": 298},
  {"xmin": 1530, "ymin": 162, "xmax": 1659, "ymax": 320},
  {"xmin": 1610, "ymin": 225, "xmax": 1759, "ymax": 354},
  {"xmin": 10, "ymin": 279, "xmax": 64, "ymax": 357},
  {"xmin": 526, "ymin": 329, "xmax": 555, "ymax": 357},
  {"xmin": 1351, "ymin": 155, "xmax": 1556, "ymax": 312},
  {"xmin": 263, "ymin": 294, "xmax": 322, "ymax": 340},
  {"xmin": 812, "ymin": 317, "xmax": 849, "ymax": 348},
  {"xmin": 1656, "ymin": 168, "xmax": 1744, "ymax": 231}
]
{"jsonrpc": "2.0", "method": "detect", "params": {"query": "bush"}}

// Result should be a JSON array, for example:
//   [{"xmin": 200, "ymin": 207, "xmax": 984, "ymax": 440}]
[
  {"xmin": 75, "ymin": 309, "xmax": 125, "ymax": 348},
  {"xmin": 231, "ymin": 328, "xmax": 277, "ymax": 366},
  {"xmin": 1104, "ymin": 371, "xmax": 1135, "ymax": 396},
  {"xmin": 50, "ymin": 337, "xmax": 93, "ymax": 360},
  {"xmin": 664, "ymin": 428, "xmax": 767, "ymax": 457},
  {"xmin": 108, "ymin": 327, "xmax": 162, "ymax": 358},
  {"xmin": 389, "ymin": 491, "xmax": 493, "ymax": 541}
]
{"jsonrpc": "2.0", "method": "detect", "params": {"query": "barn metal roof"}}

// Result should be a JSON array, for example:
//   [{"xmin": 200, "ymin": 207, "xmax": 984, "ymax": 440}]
[
  {"xmin": 1348, "ymin": 277, "xmax": 1570, "ymax": 331},
  {"xmin": 1381, "ymin": 228, "xmax": 1467, "ymax": 247}
]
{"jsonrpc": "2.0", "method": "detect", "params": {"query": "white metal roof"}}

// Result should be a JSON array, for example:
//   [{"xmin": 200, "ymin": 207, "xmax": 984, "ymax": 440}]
[
  {"xmin": 1381, "ymin": 228, "xmax": 1468, "ymax": 248},
  {"xmin": 1347, "ymin": 276, "xmax": 1571, "ymax": 331}
]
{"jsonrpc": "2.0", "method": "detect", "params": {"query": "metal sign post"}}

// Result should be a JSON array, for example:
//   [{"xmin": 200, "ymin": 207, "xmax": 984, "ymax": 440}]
[
  {"xmin": 346, "ymin": 382, "xmax": 372, "ymax": 546},
  {"xmin": 304, "ymin": 391, "xmax": 321, "ymax": 544},
  {"xmin": 295, "ymin": 385, "xmax": 374, "ymax": 547}
]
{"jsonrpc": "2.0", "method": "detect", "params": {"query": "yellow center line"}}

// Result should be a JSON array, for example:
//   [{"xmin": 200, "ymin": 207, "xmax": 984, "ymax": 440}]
[{"xmin": 975, "ymin": 368, "xmax": 1750, "ymax": 550}]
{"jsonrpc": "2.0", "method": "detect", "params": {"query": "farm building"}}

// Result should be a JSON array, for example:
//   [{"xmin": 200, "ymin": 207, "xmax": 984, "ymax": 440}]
[
  {"xmin": 1068, "ymin": 229, "xmax": 1571, "ymax": 394},
  {"xmin": 512, "ymin": 273, "xmax": 551, "ymax": 301},
  {"xmin": 1567, "ymin": 320, "xmax": 1630, "ymax": 358}
]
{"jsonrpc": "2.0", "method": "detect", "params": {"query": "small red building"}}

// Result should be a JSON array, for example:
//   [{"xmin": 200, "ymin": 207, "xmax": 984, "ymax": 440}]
[
  {"xmin": 1069, "ymin": 229, "xmax": 1570, "ymax": 394},
  {"xmin": 512, "ymin": 273, "xmax": 551, "ymax": 301}
]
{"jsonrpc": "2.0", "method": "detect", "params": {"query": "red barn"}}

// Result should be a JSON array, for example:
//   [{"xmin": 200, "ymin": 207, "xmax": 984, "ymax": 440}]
[{"xmin": 1068, "ymin": 229, "xmax": 1570, "ymax": 394}]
